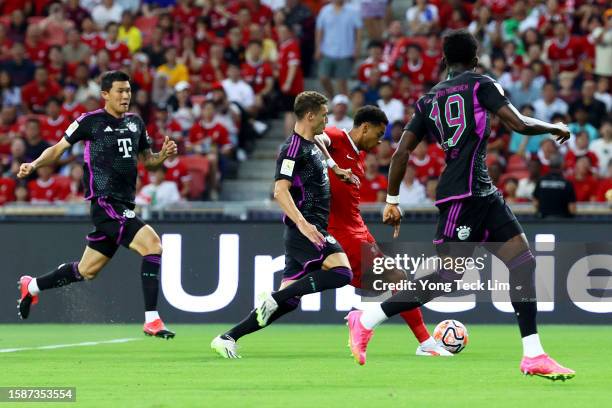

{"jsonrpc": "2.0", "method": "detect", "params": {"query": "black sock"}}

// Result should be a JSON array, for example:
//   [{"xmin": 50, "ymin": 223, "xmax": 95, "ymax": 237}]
[
  {"xmin": 271, "ymin": 267, "xmax": 352, "ymax": 304},
  {"xmin": 507, "ymin": 250, "xmax": 538, "ymax": 338},
  {"xmin": 381, "ymin": 269, "xmax": 461, "ymax": 317},
  {"xmin": 142, "ymin": 254, "xmax": 161, "ymax": 311},
  {"xmin": 36, "ymin": 262, "xmax": 84, "ymax": 291},
  {"xmin": 224, "ymin": 297, "xmax": 301, "ymax": 341}
]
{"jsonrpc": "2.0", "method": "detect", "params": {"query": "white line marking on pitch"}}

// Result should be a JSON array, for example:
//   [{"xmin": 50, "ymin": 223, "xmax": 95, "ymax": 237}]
[{"xmin": 0, "ymin": 338, "xmax": 141, "ymax": 353}]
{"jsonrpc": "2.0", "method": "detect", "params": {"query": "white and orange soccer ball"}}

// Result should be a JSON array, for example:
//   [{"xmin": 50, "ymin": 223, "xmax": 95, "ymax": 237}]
[{"xmin": 433, "ymin": 320, "xmax": 469, "ymax": 354}]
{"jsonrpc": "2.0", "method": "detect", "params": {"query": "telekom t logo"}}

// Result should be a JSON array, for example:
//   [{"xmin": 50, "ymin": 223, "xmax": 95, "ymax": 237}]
[{"xmin": 117, "ymin": 138, "xmax": 132, "ymax": 158}]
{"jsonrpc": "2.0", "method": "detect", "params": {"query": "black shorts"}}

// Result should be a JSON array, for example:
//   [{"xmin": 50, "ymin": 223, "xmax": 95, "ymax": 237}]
[
  {"xmin": 434, "ymin": 191, "xmax": 523, "ymax": 255},
  {"xmin": 278, "ymin": 93, "xmax": 297, "ymax": 112},
  {"xmin": 281, "ymin": 226, "xmax": 345, "ymax": 281},
  {"xmin": 86, "ymin": 196, "xmax": 147, "ymax": 258}
]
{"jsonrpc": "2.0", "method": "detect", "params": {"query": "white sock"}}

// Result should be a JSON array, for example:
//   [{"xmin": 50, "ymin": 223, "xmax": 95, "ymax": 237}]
[
  {"xmin": 420, "ymin": 336, "xmax": 437, "ymax": 348},
  {"xmin": 522, "ymin": 333, "xmax": 545, "ymax": 357},
  {"xmin": 145, "ymin": 311, "xmax": 160, "ymax": 323},
  {"xmin": 28, "ymin": 278, "xmax": 40, "ymax": 296},
  {"xmin": 359, "ymin": 305, "xmax": 388, "ymax": 330}
]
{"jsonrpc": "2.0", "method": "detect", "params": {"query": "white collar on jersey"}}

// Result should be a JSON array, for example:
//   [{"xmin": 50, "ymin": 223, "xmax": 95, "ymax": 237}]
[{"xmin": 343, "ymin": 129, "xmax": 359, "ymax": 154}]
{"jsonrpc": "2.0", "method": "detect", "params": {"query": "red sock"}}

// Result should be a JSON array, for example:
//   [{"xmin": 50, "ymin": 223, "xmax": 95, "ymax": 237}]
[{"xmin": 399, "ymin": 308, "xmax": 430, "ymax": 343}]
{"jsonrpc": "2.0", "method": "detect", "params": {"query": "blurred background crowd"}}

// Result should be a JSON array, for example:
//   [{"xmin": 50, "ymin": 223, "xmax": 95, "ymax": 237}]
[{"xmin": 0, "ymin": 0, "xmax": 610, "ymax": 210}]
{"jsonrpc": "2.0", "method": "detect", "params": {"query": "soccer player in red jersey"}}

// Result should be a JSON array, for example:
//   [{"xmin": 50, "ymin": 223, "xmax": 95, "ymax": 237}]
[{"xmin": 316, "ymin": 107, "xmax": 451, "ymax": 357}]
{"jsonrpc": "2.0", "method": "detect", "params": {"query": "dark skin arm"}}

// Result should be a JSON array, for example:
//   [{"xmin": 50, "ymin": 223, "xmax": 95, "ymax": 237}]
[
  {"xmin": 382, "ymin": 129, "xmax": 421, "ymax": 238},
  {"xmin": 495, "ymin": 104, "xmax": 571, "ymax": 142}
]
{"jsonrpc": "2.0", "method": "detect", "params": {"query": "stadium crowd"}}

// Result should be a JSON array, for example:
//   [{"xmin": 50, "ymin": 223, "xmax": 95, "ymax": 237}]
[{"xmin": 0, "ymin": 0, "xmax": 610, "ymax": 208}]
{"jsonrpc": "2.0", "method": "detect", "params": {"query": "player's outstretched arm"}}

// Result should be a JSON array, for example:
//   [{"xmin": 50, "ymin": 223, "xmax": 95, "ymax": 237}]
[
  {"xmin": 139, "ymin": 136, "xmax": 178, "ymax": 169},
  {"xmin": 496, "ymin": 104, "xmax": 571, "ymax": 143},
  {"xmin": 313, "ymin": 133, "xmax": 359, "ymax": 186},
  {"xmin": 273, "ymin": 179, "xmax": 325, "ymax": 246},
  {"xmin": 17, "ymin": 138, "xmax": 71, "ymax": 179},
  {"xmin": 383, "ymin": 130, "xmax": 421, "ymax": 238}
]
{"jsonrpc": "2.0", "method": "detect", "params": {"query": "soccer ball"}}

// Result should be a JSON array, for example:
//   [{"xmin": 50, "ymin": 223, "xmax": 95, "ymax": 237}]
[{"xmin": 433, "ymin": 320, "xmax": 469, "ymax": 354}]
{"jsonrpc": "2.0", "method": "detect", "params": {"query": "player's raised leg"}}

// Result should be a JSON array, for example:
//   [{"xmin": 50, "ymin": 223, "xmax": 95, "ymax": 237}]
[
  {"xmin": 129, "ymin": 224, "xmax": 174, "ymax": 339},
  {"xmin": 18, "ymin": 246, "xmax": 110, "ymax": 319}
]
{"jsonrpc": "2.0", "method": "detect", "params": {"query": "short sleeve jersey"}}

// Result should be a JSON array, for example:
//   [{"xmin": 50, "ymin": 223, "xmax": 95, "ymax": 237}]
[
  {"xmin": 275, "ymin": 133, "xmax": 330, "ymax": 229},
  {"xmin": 64, "ymin": 109, "xmax": 151, "ymax": 204},
  {"xmin": 405, "ymin": 71, "xmax": 510, "ymax": 204}
]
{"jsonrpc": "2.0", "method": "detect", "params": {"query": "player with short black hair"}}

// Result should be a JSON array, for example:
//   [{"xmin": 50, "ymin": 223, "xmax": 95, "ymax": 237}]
[
  {"xmin": 17, "ymin": 70, "xmax": 178, "ymax": 339},
  {"xmin": 211, "ymin": 91, "xmax": 354, "ymax": 358},
  {"xmin": 346, "ymin": 30, "xmax": 575, "ymax": 380}
]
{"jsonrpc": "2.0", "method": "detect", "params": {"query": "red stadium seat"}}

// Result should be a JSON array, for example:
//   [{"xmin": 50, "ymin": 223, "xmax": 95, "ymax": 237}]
[{"xmin": 180, "ymin": 155, "xmax": 210, "ymax": 200}]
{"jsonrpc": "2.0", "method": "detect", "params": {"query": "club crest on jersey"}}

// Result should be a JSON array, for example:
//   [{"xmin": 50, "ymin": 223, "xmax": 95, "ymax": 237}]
[
  {"xmin": 325, "ymin": 235, "xmax": 337, "ymax": 245},
  {"xmin": 117, "ymin": 138, "xmax": 133, "ymax": 158},
  {"xmin": 123, "ymin": 209, "xmax": 136, "ymax": 219},
  {"xmin": 126, "ymin": 122, "xmax": 138, "ymax": 133},
  {"xmin": 456, "ymin": 226, "xmax": 471, "ymax": 240}
]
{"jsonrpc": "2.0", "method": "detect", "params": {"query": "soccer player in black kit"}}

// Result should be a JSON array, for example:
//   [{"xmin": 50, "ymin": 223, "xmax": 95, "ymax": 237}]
[
  {"xmin": 346, "ymin": 30, "xmax": 575, "ymax": 380},
  {"xmin": 16, "ymin": 71, "xmax": 178, "ymax": 339},
  {"xmin": 211, "ymin": 91, "xmax": 354, "ymax": 358}
]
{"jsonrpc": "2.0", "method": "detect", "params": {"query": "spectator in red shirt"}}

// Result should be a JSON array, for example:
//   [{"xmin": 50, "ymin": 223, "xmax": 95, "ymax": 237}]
[
  {"xmin": 65, "ymin": 0, "xmax": 91, "ymax": 28},
  {"xmin": 568, "ymin": 156, "xmax": 598, "ymax": 202},
  {"xmin": 241, "ymin": 40, "xmax": 275, "ymax": 117},
  {"xmin": 23, "ymin": 24, "xmax": 49, "ymax": 66},
  {"xmin": 61, "ymin": 85, "xmax": 86, "ymax": 120},
  {"xmin": 564, "ymin": 131, "xmax": 599, "ymax": 176},
  {"xmin": 400, "ymin": 44, "xmax": 432, "ymax": 92},
  {"xmin": 27, "ymin": 165, "xmax": 68, "ymax": 203},
  {"xmin": 46, "ymin": 46, "xmax": 67, "ymax": 84},
  {"xmin": 358, "ymin": 40, "xmax": 393, "ymax": 84},
  {"xmin": 360, "ymin": 153, "xmax": 387, "ymax": 203},
  {"xmin": 277, "ymin": 23, "xmax": 304, "ymax": 136},
  {"xmin": 409, "ymin": 140, "xmax": 443, "ymax": 184},
  {"xmin": 65, "ymin": 162, "xmax": 85, "ymax": 202},
  {"xmin": 547, "ymin": 21, "xmax": 587, "ymax": 75},
  {"xmin": 40, "ymin": 98, "xmax": 71, "ymax": 144},
  {"xmin": 147, "ymin": 106, "xmax": 184, "ymax": 152},
  {"xmin": 188, "ymin": 100, "xmax": 234, "ymax": 199},
  {"xmin": 104, "ymin": 22, "xmax": 131, "ymax": 70},
  {"xmin": 172, "ymin": 0, "xmax": 201, "ymax": 34},
  {"xmin": 80, "ymin": 16, "xmax": 105, "ymax": 53},
  {"xmin": 21, "ymin": 67, "xmax": 62, "ymax": 114},
  {"xmin": 162, "ymin": 156, "xmax": 192, "ymax": 199},
  {"xmin": 0, "ymin": 174, "xmax": 16, "ymax": 206}
]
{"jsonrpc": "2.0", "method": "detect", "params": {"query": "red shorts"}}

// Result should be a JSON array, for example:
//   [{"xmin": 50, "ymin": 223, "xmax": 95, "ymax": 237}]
[{"xmin": 333, "ymin": 230, "xmax": 384, "ymax": 288}]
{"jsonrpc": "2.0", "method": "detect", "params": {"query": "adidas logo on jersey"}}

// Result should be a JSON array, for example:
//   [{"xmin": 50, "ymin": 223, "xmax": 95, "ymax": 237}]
[
  {"xmin": 456, "ymin": 226, "xmax": 471, "ymax": 240},
  {"xmin": 104, "ymin": 126, "xmax": 113, "ymax": 132}
]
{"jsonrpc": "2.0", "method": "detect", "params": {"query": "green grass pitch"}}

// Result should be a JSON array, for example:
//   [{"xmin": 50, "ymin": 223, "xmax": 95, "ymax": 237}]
[{"xmin": 0, "ymin": 324, "xmax": 609, "ymax": 408}]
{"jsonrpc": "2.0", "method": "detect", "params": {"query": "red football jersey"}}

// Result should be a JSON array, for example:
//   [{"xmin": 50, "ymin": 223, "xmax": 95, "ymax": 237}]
[
  {"xmin": 25, "ymin": 41, "xmax": 49, "ymax": 65},
  {"xmin": 568, "ymin": 175, "xmax": 598, "ymax": 202},
  {"xmin": 595, "ymin": 178, "xmax": 612, "ymax": 202},
  {"xmin": 81, "ymin": 33, "xmax": 105, "ymax": 52},
  {"xmin": 547, "ymin": 36, "xmax": 586, "ymax": 73},
  {"xmin": 409, "ymin": 155, "xmax": 443, "ymax": 184},
  {"xmin": 189, "ymin": 121, "xmax": 232, "ymax": 150},
  {"xmin": 357, "ymin": 57, "xmax": 393, "ymax": 83},
  {"xmin": 21, "ymin": 81, "xmax": 62, "ymax": 113},
  {"xmin": 0, "ymin": 177, "xmax": 16, "ymax": 206},
  {"xmin": 40, "ymin": 115, "xmax": 70, "ymax": 144},
  {"xmin": 278, "ymin": 38, "xmax": 304, "ymax": 96},
  {"xmin": 61, "ymin": 102, "xmax": 86, "ymax": 121},
  {"xmin": 27, "ymin": 177, "xmax": 68, "ymax": 203},
  {"xmin": 324, "ymin": 126, "xmax": 369, "ymax": 235},
  {"xmin": 360, "ymin": 174, "xmax": 388, "ymax": 203},
  {"xmin": 240, "ymin": 61, "xmax": 274, "ymax": 94},
  {"xmin": 105, "ymin": 41, "xmax": 131, "ymax": 69},
  {"xmin": 163, "ymin": 157, "xmax": 191, "ymax": 193}
]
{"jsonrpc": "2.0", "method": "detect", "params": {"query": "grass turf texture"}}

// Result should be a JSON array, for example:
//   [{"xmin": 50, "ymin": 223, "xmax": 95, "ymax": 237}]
[{"xmin": 0, "ymin": 324, "xmax": 608, "ymax": 408}]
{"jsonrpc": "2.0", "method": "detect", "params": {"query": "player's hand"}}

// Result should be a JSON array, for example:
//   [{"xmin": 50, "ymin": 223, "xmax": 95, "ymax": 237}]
[
  {"xmin": 552, "ymin": 122, "xmax": 571, "ymax": 144},
  {"xmin": 382, "ymin": 203, "xmax": 402, "ymax": 239},
  {"xmin": 17, "ymin": 163, "xmax": 35, "ymax": 179},
  {"xmin": 160, "ymin": 136, "xmax": 178, "ymax": 159},
  {"xmin": 333, "ymin": 166, "xmax": 360, "ymax": 187},
  {"xmin": 297, "ymin": 219, "xmax": 326, "ymax": 247}
]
